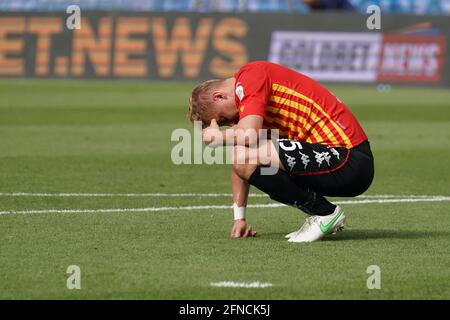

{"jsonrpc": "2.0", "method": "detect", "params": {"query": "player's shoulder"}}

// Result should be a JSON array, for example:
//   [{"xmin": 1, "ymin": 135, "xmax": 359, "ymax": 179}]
[
  {"xmin": 240, "ymin": 60, "xmax": 274, "ymax": 71},
  {"xmin": 236, "ymin": 61, "xmax": 272, "ymax": 80}
]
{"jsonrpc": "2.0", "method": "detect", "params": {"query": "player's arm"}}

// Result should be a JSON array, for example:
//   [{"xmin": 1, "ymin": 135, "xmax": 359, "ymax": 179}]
[
  {"xmin": 202, "ymin": 116, "xmax": 262, "ymax": 238},
  {"xmin": 229, "ymin": 169, "xmax": 255, "ymax": 238},
  {"xmin": 228, "ymin": 115, "xmax": 264, "ymax": 237},
  {"xmin": 228, "ymin": 115, "xmax": 264, "ymax": 146},
  {"xmin": 203, "ymin": 115, "xmax": 264, "ymax": 147}
]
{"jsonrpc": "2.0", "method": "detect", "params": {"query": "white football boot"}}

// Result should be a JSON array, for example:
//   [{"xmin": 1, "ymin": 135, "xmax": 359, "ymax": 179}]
[
  {"xmin": 287, "ymin": 206, "xmax": 346, "ymax": 243},
  {"xmin": 285, "ymin": 230, "xmax": 298, "ymax": 239}
]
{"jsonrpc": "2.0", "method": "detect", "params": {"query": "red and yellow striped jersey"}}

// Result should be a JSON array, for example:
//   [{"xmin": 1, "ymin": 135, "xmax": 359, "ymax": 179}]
[{"xmin": 234, "ymin": 61, "xmax": 367, "ymax": 149}]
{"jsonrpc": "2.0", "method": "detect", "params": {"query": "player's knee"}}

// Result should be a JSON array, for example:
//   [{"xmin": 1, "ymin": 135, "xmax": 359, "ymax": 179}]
[
  {"xmin": 232, "ymin": 163, "xmax": 258, "ymax": 180},
  {"xmin": 231, "ymin": 145, "xmax": 260, "ymax": 179}
]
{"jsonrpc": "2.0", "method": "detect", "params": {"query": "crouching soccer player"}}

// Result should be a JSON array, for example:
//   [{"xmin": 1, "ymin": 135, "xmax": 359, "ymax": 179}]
[{"xmin": 188, "ymin": 61, "xmax": 374, "ymax": 243}]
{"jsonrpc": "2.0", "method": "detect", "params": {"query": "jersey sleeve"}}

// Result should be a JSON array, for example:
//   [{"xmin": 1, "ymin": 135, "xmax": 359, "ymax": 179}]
[{"xmin": 235, "ymin": 65, "xmax": 270, "ymax": 119}]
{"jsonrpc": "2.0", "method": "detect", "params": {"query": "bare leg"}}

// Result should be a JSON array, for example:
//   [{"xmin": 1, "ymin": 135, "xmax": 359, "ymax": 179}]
[
  {"xmin": 231, "ymin": 140, "xmax": 335, "ymax": 216},
  {"xmin": 232, "ymin": 139, "xmax": 286, "ymax": 180}
]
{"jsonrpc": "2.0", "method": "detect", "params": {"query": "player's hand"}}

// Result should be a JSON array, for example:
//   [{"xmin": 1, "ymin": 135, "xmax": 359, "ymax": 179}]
[
  {"xmin": 202, "ymin": 119, "xmax": 223, "ymax": 147},
  {"xmin": 230, "ymin": 219, "xmax": 257, "ymax": 238}
]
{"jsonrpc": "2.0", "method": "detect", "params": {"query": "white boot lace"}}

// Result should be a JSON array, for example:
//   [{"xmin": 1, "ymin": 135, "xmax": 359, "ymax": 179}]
[{"xmin": 299, "ymin": 215, "xmax": 320, "ymax": 232}]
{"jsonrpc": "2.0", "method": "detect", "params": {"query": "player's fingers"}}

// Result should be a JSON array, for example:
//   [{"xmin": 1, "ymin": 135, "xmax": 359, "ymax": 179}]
[
  {"xmin": 210, "ymin": 119, "xmax": 218, "ymax": 127},
  {"xmin": 242, "ymin": 226, "xmax": 252, "ymax": 238},
  {"xmin": 230, "ymin": 227, "xmax": 241, "ymax": 238}
]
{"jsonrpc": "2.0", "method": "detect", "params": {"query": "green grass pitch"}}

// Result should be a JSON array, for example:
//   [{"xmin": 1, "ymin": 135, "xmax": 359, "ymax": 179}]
[{"xmin": 0, "ymin": 79, "xmax": 449, "ymax": 299}]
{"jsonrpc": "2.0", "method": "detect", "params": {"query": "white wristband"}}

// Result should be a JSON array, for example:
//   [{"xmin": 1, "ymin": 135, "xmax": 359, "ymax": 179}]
[{"xmin": 233, "ymin": 203, "xmax": 246, "ymax": 220}]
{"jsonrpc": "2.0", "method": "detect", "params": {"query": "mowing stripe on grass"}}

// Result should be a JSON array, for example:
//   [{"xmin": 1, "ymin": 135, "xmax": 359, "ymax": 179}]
[
  {"xmin": 0, "ymin": 196, "xmax": 449, "ymax": 216},
  {"xmin": 210, "ymin": 281, "xmax": 273, "ymax": 288}
]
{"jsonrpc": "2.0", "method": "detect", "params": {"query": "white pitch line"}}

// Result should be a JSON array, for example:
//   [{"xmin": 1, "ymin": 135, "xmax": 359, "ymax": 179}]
[
  {"xmin": 0, "ymin": 192, "xmax": 447, "ymax": 199},
  {"xmin": 0, "ymin": 192, "xmax": 261, "ymax": 198},
  {"xmin": 0, "ymin": 204, "xmax": 276, "ymax": 216},
  {"xmin": 0, "ymin": 197, "xmax": 449, "ymax": 216},
  {"xmin": 336, "ymin": 197, "xmax": 450, "ymax": 204},
  {"xmin": 210, "ymin": 281, "xmax": 273, "ymax": 288}
]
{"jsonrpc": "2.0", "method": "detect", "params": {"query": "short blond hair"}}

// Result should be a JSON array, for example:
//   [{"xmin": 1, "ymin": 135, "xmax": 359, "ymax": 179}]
[{"xmin": 187, "ymin": 79, "xmax": 223, "ymax": 125}]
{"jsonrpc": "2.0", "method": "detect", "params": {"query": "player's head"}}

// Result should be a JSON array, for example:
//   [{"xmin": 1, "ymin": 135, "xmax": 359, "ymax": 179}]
[{"xmin": 188, "ymin": 78, "xmax": 238, "ymax": 128}]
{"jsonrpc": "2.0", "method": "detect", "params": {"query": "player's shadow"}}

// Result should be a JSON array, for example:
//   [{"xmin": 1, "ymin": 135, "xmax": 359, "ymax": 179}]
[
  {"xmin": 323, "ymin": 229, "xmax": 450, "ymax": 241},
  {"xmin": 265, "ymin": 229, "xmax": 450, "ymax": 241}
]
